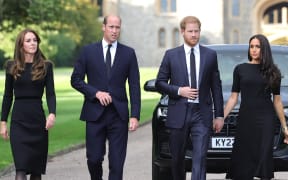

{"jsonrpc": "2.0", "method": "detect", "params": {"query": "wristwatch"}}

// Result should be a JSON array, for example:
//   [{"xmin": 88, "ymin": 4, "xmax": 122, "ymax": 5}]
[{"xmin": 282, "ymin": 126, "xmax": 288, "ymax": 132}]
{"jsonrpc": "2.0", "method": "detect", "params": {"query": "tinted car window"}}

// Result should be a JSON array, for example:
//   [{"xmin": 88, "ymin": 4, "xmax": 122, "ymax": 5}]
[{"xmin": 217, "ymin": 50, "xmax": 247, "ymax": 85}]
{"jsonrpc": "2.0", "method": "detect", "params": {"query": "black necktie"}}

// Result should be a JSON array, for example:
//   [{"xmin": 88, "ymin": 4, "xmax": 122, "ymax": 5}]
[
  {"xmin": 106, "ymin": 44, "xmax": 112, "ymax": 77},
  {"xmin": 190, "ymin": 48, "xmax": 197, "ymax": 88}
]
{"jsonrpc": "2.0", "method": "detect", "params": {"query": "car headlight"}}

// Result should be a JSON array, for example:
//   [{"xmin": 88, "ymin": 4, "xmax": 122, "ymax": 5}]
[{"xmin": 157, "ymin": 107, "xmax": 168, "ymax": 119}]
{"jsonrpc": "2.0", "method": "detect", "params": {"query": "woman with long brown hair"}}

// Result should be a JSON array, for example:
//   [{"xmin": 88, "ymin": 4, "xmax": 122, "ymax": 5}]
[
  {"xmin": 224, "ymin": 34, "xmax": 288, "ymax": 179},
  {"xmin": 0, "ymin": 29, "xmax": 56, "ymax": 180}
]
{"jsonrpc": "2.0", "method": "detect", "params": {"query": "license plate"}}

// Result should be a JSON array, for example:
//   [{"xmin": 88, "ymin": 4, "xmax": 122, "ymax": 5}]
[{"xmin": 211, "ymin": 137, "xmax": 234, "ymax": 148}]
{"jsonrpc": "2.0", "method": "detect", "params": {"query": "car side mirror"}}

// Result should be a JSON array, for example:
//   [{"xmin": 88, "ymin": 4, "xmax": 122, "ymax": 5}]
[{"xmin": 144, "ymin": 79, "xmax": 158, "ymax": 92}]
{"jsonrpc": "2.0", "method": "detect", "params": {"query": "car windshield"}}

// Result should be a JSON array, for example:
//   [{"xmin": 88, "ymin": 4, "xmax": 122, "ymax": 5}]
[
  {"xmin": 217, "ymin": 50, "xmax": 246, "ymax": 86},
  {"xmin": 216, "ymin": 48, "xmax": 288, "ymax": 86}
]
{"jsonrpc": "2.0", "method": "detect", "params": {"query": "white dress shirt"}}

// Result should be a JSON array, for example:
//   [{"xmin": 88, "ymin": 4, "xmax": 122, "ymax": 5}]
[
  {"xmin": 102, "ymin": 39, "xmax": 117, "ymax": 66},
  {"xmin": 184, "ymin": 43, "xmax": 200, "ymax": 103}
]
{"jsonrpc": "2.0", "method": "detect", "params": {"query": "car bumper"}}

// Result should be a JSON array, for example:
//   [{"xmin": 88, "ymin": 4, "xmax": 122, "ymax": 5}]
[
  {"xmin": 153, "ymin": 151, "xmax": 288, "ymax": 173},
  {"xmin": 153, "ymin": 155, "xmax": 231, "ymax": 173}
]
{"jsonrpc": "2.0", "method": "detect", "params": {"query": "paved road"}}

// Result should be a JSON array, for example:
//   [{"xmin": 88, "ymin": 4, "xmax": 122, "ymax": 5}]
[{"xmin": 1, "ymin": 122, "xmax": 288, "ymax": 179}]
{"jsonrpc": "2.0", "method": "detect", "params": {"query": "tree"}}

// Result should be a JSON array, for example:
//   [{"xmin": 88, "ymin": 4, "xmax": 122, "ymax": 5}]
[
  {"xmin": 0, "ymin": 0, "xmax": 30, "ymax": 31},
  {"xmin": 0, "ymin": 0, "xmax": 102, "ymax": 66}
]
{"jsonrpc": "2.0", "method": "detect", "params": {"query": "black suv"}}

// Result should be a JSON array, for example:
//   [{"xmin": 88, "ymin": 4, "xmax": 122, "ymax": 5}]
[{"xmin": 144, "ymin": 44, "xmax": 288, "ymax": 180}]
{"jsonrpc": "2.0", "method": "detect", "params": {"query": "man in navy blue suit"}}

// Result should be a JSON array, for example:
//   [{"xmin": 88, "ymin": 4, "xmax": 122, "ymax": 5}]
[
  {"xmin": 71, "ymin": 15, "xmax": 141, "ymax": 180},
  {"xmin": 156, "ymin": 16, "xmax": 224, "ymax": 180}
]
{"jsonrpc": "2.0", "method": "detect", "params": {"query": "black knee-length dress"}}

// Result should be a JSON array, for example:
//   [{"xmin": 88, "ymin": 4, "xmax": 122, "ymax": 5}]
[
  {"xmin": 1, "ymin": 61, "xmax": 56, "ymax": 174},
  {"xmin": 228, "ymin": 63, "xmax": 279, "ymax": 179}
]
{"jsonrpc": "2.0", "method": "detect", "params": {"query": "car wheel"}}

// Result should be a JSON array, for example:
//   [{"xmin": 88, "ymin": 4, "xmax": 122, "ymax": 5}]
[{"xmin": 152, "ymin": 163, "xmax": 173, "ymax": 180}]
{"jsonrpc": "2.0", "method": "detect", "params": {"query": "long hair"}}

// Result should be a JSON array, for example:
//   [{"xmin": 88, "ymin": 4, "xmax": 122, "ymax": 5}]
[
  {"xmin": 10, "ymin": 28, "xmax": 47, "ymax": 81},
  {"xmin": 248, "ymin": 34, "xmax": 281, "ymax": 89}
]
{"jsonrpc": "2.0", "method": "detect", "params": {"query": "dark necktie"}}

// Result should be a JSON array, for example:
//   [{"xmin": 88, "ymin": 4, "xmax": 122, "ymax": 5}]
[
  {"xmin": 190, "ymin": 48, "xmax": 197, "ymax": 88},
  {"xmin": 106, "ymin": 44, "xmax": 112, "ymax": 77}
]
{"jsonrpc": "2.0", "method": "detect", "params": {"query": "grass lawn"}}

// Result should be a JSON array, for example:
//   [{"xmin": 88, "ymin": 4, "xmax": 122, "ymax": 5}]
[{"xmin": 0, "ymin": 67, "xmax": 160, "ymax": 171}]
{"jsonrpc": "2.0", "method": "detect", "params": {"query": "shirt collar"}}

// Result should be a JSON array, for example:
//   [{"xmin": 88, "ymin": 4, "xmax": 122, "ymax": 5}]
[
  {"xmin": 102, "ymin": 39, "xmax": 117, "ymax": 49},
  {"xmin": 184, "ymin": 43, "xmax": 200, "ymax": 54}
]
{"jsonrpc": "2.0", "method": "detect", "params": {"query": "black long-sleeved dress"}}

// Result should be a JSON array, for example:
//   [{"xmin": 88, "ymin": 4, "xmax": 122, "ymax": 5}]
[{"xmin": 1, "ymin": 61, "xmax": 56, "ymax": 174}]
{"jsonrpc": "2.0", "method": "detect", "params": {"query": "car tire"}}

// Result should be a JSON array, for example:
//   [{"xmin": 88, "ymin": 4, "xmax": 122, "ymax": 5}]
[{"xmin": 152, "ymin": 164, "xmax": 173, "ymax": 180}]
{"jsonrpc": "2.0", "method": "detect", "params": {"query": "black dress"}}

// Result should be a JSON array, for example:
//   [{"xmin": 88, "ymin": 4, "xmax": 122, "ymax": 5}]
[
  {"xmin": 228, "ymin": 63, "xmax": 279, "ymax": 179},
  {"xmin": 1, "ymin": 62, "xmax": 56, "ymax": 174}
]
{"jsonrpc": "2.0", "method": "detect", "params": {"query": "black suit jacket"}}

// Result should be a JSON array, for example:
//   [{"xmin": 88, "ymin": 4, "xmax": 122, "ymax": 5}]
[{"xmin": 71, "ymin": 42, "xmax": 141, "ymax": 122}]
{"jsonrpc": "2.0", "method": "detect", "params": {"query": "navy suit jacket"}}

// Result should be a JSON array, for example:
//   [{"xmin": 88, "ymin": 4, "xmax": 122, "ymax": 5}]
[
  {"xmin": 156, "ymin": 45, "xmax": 223, "ymax": 128},
  {"xmin": 71, "ymin": 42, "xmax": 141, "ymax": 122}
]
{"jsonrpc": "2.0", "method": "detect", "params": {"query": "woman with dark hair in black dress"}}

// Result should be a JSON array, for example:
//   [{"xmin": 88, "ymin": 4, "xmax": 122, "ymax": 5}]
[
  {"xmin": 0, "ymin": 29, "xmax": 56, "ymax": 180},
  {"xmin": 224, "ymin": 34, "xmax": 288, "ymax": 180}
]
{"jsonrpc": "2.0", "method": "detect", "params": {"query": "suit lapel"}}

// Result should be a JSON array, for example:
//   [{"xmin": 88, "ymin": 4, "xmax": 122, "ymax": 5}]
[
  {"xmin": 178, "ymin": 45, "xmax": 190, "ymax": 85},
  {"xmin": 109, "ymin": 43, "xmax": 125, "ymax": 79},
  {"xmin": 94, "ymin": 43, "xmax": 109, "ymax": 79},
  {"xmin": 111, "ymin": 43, "xmax": 121, "ymax": 73},
  {"xmin": 198, "ymin": 45, "xmax": 206, "ymax": 86}
]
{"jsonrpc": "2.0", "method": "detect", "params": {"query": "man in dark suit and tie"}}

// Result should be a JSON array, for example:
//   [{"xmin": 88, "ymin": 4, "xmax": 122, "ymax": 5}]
[
  {"xmin": 155, "ymin": 16, "xmax": 224, "ymax": 180},
  {"xmin": 71, "ymin": 15, "xmax": 141, "ymax": 180}
]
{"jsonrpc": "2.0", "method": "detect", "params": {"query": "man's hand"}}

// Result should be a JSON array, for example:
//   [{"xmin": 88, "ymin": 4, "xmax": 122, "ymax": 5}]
[
  {"xmin": 129, "ymin": 118, "xmax": 139, "ymax": 131},
  {"xmin": 213, "ymin": 117, "xmax": 224, "ymax": 133},
  {"xmin": 96, "ymin": 91, "xmax": 112, "ymax": 106},
  {"xmin": 179, "ymin": 86, "xmax": 198, "ymax": 100}
]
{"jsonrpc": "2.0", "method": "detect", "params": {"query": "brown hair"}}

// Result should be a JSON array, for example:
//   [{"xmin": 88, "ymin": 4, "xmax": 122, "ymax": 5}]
[
  {"xmin": 10, "ymin": 28, "xmax": 47, "ymax": 81},
  {"xmin": 180, "ymin": 16, "xmax": 201, "ymax": 30}
]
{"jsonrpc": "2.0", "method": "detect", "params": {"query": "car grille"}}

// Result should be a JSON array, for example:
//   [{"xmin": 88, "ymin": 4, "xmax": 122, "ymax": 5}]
[
  {"xmin": 216, "ymin": 111, "xmax": 237, "ymax": 136},
  {"xmin": 158, "ymin": 113, "xmax": 239, "ymax": 157}
]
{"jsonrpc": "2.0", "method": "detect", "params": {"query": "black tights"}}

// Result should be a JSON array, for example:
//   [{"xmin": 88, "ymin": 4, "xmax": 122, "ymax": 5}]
[
  {"xmin": 30, "ymin": 174, "xmax": 41, "ymax": 180},
  {"xmin": 15, "ymin": 171, "xmax": 41, "ymax": 180},
  {"xmin": 15, "ymin": 171, "xmax": 26, "ymax": 180}
]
